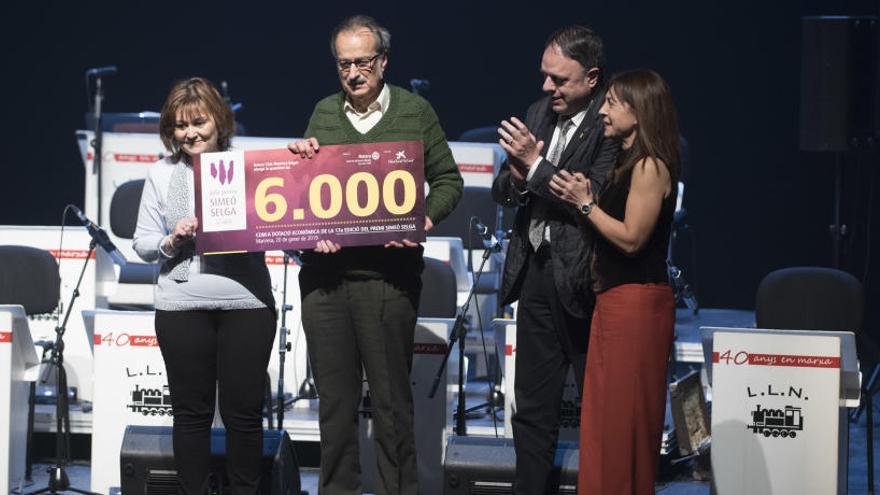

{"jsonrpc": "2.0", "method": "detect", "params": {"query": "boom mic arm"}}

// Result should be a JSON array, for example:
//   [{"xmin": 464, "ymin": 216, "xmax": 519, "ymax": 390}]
[{"xmin": 69, "ymin": 205, "xmax": 127, "ymax": 266}]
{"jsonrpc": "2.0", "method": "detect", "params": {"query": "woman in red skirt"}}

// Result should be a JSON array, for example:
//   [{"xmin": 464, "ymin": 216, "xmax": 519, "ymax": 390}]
[{"xmin": 549, "ymin": 69, "xmax": 680, "ymax": 495}]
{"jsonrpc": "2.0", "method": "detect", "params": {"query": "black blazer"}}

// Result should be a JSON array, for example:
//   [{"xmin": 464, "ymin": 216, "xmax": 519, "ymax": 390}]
[{"xmin": 492, "ymin": 93, "xmax": 617, "ymax": 318}]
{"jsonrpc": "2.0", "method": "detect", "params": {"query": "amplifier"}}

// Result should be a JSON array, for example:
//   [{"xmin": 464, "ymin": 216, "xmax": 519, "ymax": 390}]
[
  {"xmin": 443, "ymin": 436, "xmax": 578, "ymax": 494},
  {"xmin": 119, "ymin": 425, "xmax": 300, "ymax": 495}
]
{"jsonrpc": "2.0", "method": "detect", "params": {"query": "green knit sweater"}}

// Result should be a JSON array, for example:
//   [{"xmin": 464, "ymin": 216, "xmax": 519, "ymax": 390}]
[{"xmin": 300, "ymin": 83, "xmax": 463, "ymax": 276}]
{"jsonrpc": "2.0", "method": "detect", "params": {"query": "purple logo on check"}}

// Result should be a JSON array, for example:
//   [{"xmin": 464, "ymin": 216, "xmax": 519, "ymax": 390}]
[{"xmin": 210, "ymin": 160, "xmax": 235, "ymax": 185}]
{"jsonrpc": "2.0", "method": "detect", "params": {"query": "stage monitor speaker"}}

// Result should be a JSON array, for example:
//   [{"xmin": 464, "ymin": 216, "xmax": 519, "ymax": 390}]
[
  {"xmin": 119, "ymin": 425, "xmax": 300, "ymax": 495},
  {"xmin": 800, "ymin": 16, "xmax": 878, "ymax": 152},
  {"xmin": 443, "ymin": 436, "xmax": 578, "ymax": 494}
]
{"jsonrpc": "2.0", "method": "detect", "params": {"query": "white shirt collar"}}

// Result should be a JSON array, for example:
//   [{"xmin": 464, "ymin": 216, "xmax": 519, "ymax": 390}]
[
  {"xmin": 561, "ymin": 108, "xmax": 588, "ymax": 131},
  {"xmin": 344, "ymin": 83, "xmax": 390, "ymax": 117}
]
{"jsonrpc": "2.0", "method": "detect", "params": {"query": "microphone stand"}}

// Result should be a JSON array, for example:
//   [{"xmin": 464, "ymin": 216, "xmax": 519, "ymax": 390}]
[
  {"xmin": 25, "ymin": 239, "xmax": 100, "ymax": 495},
  {"xmin": 276, "ymin": 254, "xmax": 317, "ymax": 426},
  {"xmin": 290, "ymin": 357, "xmax": 319, "ymax": 405},
  {"xmin": 481, "ymin": 228, "xmax": 508, "ymax": 418},
  {"xmin": 91, "ymin": 75, "xmax": 106, "ymax": 225},
  {"xmin": 427, "ymin": 233, "xmax": 503, "ymax": 436},
  {"xmin": 286, "ymin": 251, "xmax": 318, "ymax": 407},
  {"xmin": 667, "ymin": 209, "xmax": 698, "ymax": 315},
  {"xmin": 275, "ymin": 253, "xmax": 291, "ymax": 429}
]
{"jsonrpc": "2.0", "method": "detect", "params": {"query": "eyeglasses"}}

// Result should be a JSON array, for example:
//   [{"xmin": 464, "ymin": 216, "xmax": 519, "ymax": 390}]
[{"xmin": 336, "ymin": 53, "xmax": 382, "ymax": 74}]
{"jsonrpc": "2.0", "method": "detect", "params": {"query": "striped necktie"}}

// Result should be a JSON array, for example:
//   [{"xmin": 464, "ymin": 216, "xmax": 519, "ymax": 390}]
[{"xmin": 528, "ymin": 117, "xmax": 574, "ymax": 251}]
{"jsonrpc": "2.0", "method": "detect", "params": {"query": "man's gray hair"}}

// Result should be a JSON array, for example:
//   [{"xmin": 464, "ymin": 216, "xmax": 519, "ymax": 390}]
[{"xmin": 330, "ymin": 15, "xmax": 391, "ymax": 57}]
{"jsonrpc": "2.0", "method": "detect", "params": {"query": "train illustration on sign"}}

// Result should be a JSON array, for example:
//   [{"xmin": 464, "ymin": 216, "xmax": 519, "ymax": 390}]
[
  {"xmin": 127, "ymin": 384, "xmax": 172, "ymax": 416},
  {"xmin": 747, "ymin": 404, "xmax": 803, "ymax": 438}
]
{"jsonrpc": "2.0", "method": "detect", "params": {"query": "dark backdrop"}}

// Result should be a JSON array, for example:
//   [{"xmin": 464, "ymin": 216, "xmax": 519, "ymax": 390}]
[{"xmin": 1, "ymin": 0, "xmax": 878, "ymax": 334}]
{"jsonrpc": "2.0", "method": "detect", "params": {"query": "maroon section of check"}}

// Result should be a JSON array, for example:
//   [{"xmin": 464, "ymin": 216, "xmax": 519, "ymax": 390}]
[{"xmin": 195, "ymin": 141, "xmax": 425, "ymax": 254}]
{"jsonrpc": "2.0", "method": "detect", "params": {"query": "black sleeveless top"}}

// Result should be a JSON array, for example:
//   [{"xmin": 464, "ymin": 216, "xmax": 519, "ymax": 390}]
[{"xmin": 592, "ymin": 148, "xmax": 677, "ymax": 292}]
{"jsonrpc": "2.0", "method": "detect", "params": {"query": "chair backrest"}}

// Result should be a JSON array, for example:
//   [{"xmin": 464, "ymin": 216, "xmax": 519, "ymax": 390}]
[
  {"xmin": 457, "ymin": 126, "xmax": 498, "ymax": 143},
  {"xmin": 0, "ymin": 245, "xmax": 60, "ymax": 315},
  {"xmin": 755, "ymin": 266, "xmax": 863, "ymax": 333},
  {"xmin": 429, "ymin": 186, "xmax": 500, "ymax": 250},
  {"xmin": 419, "ymin": 257, "xmax": 457, "ymax": 318},
  {"xmin": 110, "ymin": 179, "xmax": 146, "ymax": 239}
]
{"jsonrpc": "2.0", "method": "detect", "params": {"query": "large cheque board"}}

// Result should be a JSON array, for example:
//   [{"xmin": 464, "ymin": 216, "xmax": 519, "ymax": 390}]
[{"xmin": 194, "ymin": 141, "xmax": 426, "ymax": 254}]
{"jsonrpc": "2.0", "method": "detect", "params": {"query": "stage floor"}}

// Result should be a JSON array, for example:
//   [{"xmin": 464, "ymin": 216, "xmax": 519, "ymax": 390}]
[{"xmin": 21, "ymin": 410, "xmax": 880, "ymax": 495}]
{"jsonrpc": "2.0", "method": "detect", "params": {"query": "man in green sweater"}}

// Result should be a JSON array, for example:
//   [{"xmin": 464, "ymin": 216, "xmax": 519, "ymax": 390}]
[{"xmin": 288, "ymin": 14, "xmax": 462, "ymax": 495}]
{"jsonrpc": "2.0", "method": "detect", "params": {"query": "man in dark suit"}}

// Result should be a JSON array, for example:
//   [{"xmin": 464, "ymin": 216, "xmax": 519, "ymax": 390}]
[{"xmin": 492, "ymin": 25, "xmax": 617, "ymax": 494}]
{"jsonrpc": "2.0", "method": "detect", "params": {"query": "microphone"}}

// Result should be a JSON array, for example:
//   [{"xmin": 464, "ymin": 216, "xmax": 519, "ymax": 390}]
[
  {"xmin": 473, "ymin": 220, "xmax": 492, "ymax": 241},
  {"xmin": 282, "ymin": 250, "xmax": 304, "ymax": 266},
  {"xmin": 86, "ymin": 65, "xmax": 118, "ymax": 77},
  {"xmin": 69, "ymin": 205, "xmax": 127, "ymax": 266},
  {"xmin": 471, "ymin": 218, "xmax": 504, "ymax": 254},
  {"xmin": 33, "ymin": 340, "xmax": 54, "ymax": 352}
]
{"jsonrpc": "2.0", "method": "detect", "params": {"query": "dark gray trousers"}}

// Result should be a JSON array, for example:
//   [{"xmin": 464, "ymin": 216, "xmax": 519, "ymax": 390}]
[{"xmin": 300, "ymin": 269, "xmax": 421, "ymax": 495}]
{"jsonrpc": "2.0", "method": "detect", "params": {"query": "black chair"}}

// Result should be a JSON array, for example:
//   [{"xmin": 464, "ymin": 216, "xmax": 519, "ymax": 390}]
[
  {"xmin": 419, "ymin": 257, "xmax": 457, "ymax": 318},
  {"xmin": 429, "ymin": 186, "xmax": 500, "ymax": 251},
  {"xmin": 0, "ymin": 245, "xmax": 60, "ymax": 315},
  {"xmin": 0, "ymin": 245, "xmax": 60, "ymax": 481},
  {"xmin": 110, "ymin": 179, "xmax": 146, "ymax": 239},
  {"xmin": 109, "ymin": 179, "xmax": 161, "ymax": 285},
  {"xmin": 756, "ymin": 267, "xmax": 863, "ymax": 332},
  {"xmin": 428, "ymin": 186, "xmax": 503, "ymax": 307},
  {"xmin": 456, "ymin": 128, "xmax": 515, "ymax": 238},
  {"xmin": 755, "ymin": 266, "xmax": 872, "ymax": 493}
]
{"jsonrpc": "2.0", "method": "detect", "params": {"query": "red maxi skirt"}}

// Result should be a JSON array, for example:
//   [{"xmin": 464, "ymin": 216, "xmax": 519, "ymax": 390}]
[{"xmin": 577, "ymin": 283, "xmax": 675, "ymax": 495}]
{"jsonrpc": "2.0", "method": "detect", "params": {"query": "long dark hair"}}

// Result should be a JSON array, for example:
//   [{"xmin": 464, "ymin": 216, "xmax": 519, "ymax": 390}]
[{"xmin": 607, "ymin": 69, "xmax": 680, "ymax": 183}]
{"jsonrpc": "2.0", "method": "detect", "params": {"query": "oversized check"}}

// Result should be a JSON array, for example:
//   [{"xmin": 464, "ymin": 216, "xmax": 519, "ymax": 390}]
[{"xmin": 194, "ymin": 141, "xmax": 426, "ymax": 254}]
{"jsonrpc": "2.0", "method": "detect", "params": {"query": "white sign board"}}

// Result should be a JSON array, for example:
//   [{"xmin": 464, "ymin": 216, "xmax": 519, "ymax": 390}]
[
  {"xmin": 449, "ymin": 142, "xmax": 503, "ymax": 188},
  {"xmin": 88, "ymin": 310, "xmax": 171, "ymax": 494},
  {"xmin": 711, "ymin": 330, "xmax": 842, "ymax": 495},
  {"xmin": 0, "ymin": 306, "xmax": 39, "ymax": 495}
]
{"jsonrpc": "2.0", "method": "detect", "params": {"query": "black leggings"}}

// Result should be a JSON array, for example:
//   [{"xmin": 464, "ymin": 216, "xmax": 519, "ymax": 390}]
[{"xmin": 155, "ymin": 308, "xmax": 276, "ymax": 495}]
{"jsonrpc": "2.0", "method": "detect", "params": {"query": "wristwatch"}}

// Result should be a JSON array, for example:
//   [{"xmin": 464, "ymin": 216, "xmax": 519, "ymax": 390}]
[{"xmin": 580, "ymin": 201, "xmax": 595, "ymax": 216}]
